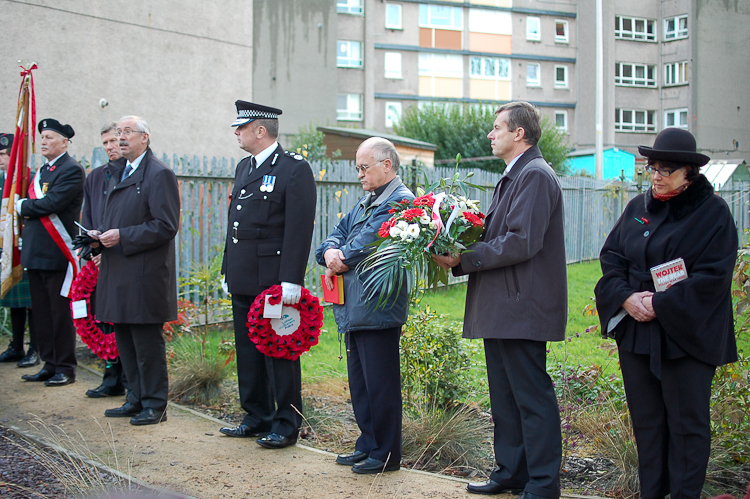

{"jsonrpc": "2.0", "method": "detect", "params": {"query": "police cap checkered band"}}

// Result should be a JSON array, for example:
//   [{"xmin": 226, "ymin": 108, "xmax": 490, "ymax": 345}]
[{"xmin": 232, "ymin": 100, "xmax": 282, "ymax": 127}]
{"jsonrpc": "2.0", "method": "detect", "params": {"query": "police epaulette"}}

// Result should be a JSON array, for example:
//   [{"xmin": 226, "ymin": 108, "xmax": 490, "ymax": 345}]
[{"xmin": 285, "ymin": 151, "xmax": 305, "ymax": 161}]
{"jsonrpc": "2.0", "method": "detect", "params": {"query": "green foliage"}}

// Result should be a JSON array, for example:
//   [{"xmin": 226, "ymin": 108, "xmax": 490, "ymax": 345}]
[
  {"xmin": 168, "ymin": 336, "xmax": 232, "ymax": 405},
  {"xmin": 402, "ymin": 402, "xmax": 493, "ymax": 471},
  {"xmin": 394, "ymin": 103, "xmax": 571, "ymax": 174},
  {"xmin": 400, "ymin": 307, "xmax": 480, "ymax": 408},
  {"xmin": 289, "ymin": 122, "xmax": 341, "ymax": 162}
]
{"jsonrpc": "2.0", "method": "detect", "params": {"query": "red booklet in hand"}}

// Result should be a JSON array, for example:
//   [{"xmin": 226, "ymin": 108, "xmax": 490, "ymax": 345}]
[{"xmin": 321, "ymin": 274, "xmax": 344, "ymax": 304}]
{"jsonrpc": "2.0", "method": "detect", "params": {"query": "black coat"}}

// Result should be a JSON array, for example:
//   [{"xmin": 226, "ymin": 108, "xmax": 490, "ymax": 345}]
[
  {"xmin": 81, "ymin": 158, "xmax": 125, "ymax": 229},
  {"xmin": 95, "ymin": 149, "xmax": 180, "ymax": 324},
  {"xmin": 595, "ymin": 175, "xmax": 738, "ymax": 369},
  {"xmin": 222, "ymin": 144, "xmax": 317, "ymax": 296},
  {"xmin": 20, "ymin": 152, "xmax": 85, "ymax": 270}
]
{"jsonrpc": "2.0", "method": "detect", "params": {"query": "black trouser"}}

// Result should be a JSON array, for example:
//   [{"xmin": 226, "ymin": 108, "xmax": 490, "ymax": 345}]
[
  {"xmin": 484, "ymin": 338, "xmax": 562, "ymax": 498},
  {"xmin": 619, "ymin": 350, "xmax": 716, "ymax": 499},
  {"xmin": 346, "ymin": 327, "xmax": 402, "ymax": 463},
  {"xmin": 28, "ymin": 269, "xmax": 77, "ymax": 376},
  {"xmin": 9, "ymin": 308, "xmax": 35, "ymax": 352},
  {"xmin": 101, "ymin": 358, "xmax": 126, "ymax": 391},
  {"xmin": 114, "ymin": 323, "xmax": 168, "ymax": 411},
  {"xmin": 232, "ymin": 294, "xmax": 302, "ymax": 437}
]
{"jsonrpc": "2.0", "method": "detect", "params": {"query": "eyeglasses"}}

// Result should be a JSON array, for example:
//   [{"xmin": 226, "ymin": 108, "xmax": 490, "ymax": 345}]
[
  {"xmin": 115, "ymin": 129, "xmax": 144, "ymax": 137},
  {"xmin": 645, "ymin": 164, "xmax": 681, "ymax": 177},
  {"xmin": 355, "ymin": 160, "xmax": 383, "ymax": 174}
]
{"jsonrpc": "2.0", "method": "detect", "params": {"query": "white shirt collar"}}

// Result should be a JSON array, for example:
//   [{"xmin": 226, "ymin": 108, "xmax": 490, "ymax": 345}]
[
  {"xmin": 503, "ymin": 151, "xmax": 524, "ymax": 175},
  {"xmin": 126, "ymin": 149, "xmax": 148, "ymax": 174},
  {"xmin": 252, "ymin": 141, "xmax": 279, "ymax": 168},
  {"xmin": 47, "ymin": 152, "xmax": 66, "ymax": 166}
]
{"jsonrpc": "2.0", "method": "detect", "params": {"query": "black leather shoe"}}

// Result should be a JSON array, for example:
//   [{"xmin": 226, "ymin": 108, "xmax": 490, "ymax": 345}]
[
  {"xmin": 352, "ymin": 457, "xmax": 400, "ymax": 474},
  {"xmin": 21, "ymin": 368, "xmax": 54, "ymax": 382},
  {"xmin": 220, "ymin": 424, "xmax": 268, "ymax": 438},
  {"xmin": 104, "ymin": 402, "xmax": 142, "ymax": 418},
  {"xmin": 256, "ymin": 432, "xmax": 297, "ymax": 449},
  {"xmin": 0, "ymin": 346, "xmax": 24, "ymax": 362},
  {"xmin": 130, "ymin": 408, "xmax": 167, "ymax": 426},
  {"xmin": 86, "ymin": 384, "xmax": 126, "ymax": 398},
  {"xmin": 17, "ymin": 349, "xmax": 40, "ymax": 368},
  {"xmin": 44, "ymin": 373, "xmax": 75, "ymax": 386},
  {"xmin": 467, "ymin": 480, "xmax": 525, "ymax": 495},
  {"xmin": 336, "ymin": 450, "xmax": 369, "ymax": 466}
]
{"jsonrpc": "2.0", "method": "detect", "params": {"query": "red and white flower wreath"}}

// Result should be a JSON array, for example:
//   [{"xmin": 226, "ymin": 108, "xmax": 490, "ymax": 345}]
[
  {"xmin": 246, "ymin": 285, "xmax": 323, "ymax": 361},
  {"xmin": 69, "ymin": 260, "xmax": 119, "ymax": 360}
]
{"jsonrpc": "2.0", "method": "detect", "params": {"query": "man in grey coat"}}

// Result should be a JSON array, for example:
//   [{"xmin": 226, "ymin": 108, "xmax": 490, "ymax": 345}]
[
  {"xmin": 434, "ymin": 102, "xmax": 566, "ymax": 498},
  {"xmin": 91, "ymin": 115, "xmax": 180, "ymax": 426}
]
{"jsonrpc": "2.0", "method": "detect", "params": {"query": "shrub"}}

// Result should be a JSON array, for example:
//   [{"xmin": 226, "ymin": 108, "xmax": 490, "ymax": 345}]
[
  {"xmin": 400, "ymin": 307, "xmax": 480, "ymax": 408},
  {"xmin": 168, "ymin": 336, "xmax": 231, "ymax": 405}
]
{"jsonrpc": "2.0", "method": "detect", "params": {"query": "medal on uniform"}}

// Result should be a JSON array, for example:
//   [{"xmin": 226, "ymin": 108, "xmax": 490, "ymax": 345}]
[
  {"xmin": 260, "ymin": 175, "xmax": 276, "ymax": 193},
  {"xmin": 42, "ymin": 183, "xmax": 49, "ymax": 195}
]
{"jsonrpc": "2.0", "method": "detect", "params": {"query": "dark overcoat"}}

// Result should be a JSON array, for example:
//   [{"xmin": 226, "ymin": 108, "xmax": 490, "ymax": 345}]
[
  {"xmin": 81, "ymin": 157, "xmax": 125, "ymax": 229},
  {"xmin": 20, "ymin": 152, "xmax": 84, "ymax": 270},
  {"xmin": 454, "ymin": 145, "xmax": 567, "ymax": 341},
  {"xmin": 95, "ymin": 149, "xmax": 180, "ymax": 324},
  {"xmin": 595, "ymin": 175, "xmax": 738, "ymax": 368},
  {"xmin": 221, "ymin": 144, "xmax": 317, "ymax": 296}
]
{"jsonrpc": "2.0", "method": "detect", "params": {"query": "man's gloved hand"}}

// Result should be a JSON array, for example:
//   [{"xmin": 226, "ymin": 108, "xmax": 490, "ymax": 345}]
[
  {"xmin": 281, "ymin": 282, "xmax": 302, "ymax": 305},
  {"xmin": 221, "ymin": 275, "xmax": 229, "ymax": 295},
  {"xmin": 14, "ymin": 198, "xmax": 26, "ymax": 214}
]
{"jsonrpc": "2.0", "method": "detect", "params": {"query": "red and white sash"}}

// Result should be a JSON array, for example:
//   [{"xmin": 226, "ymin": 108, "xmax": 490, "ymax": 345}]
[{"xmin": 28, "ymin": 168, "xmax": 79, "ymax": 297}]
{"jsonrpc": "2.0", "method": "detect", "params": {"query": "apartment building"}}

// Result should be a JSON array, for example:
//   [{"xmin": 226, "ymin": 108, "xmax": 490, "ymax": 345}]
[{"xmin": 334, "ymin": 0, "xmax": 577, "ymax": 142}]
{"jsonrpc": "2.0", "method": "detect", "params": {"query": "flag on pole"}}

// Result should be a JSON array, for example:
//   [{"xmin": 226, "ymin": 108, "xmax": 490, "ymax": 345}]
[{"xmin": 0, "ymin": 63, "xmax": 37, "ymax": 298}]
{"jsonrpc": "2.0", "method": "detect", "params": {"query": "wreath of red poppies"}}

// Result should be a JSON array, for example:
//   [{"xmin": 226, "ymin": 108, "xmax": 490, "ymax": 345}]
[
  {"xmin": 246, "ymin": 285, "xmax": 323, "ymax": 361},
  {"xmin": 69, "ymin": 260, "xmax": 119, "ymax": 361}
]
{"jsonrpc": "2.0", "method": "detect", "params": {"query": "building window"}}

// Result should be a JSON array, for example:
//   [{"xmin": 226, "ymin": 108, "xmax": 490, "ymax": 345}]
[
  {"xmin": 385, "ymin": 3, "xmax": 402, "ymax": 29},
  {"xmin": 385, "ymin": 102, "xmax": 402, "ymax": 128},
  {"xmin": 418, "ymin": 52, "xmax": 463, "ymax": 77},
  {"xmin": 615, "ymin": 16, "xmax": 656, "ymax": 41},
  {"xmin": 384, "ymin": 52, "xmax": 402, "ymax": 79},
  {"xmin": 469, "ymin": 9, "xmax": 512, "ymax": 35},
  {"xmin": 555, "ymin": 110, "xmax": 568, "ymax": 132},
  {"xmin": 665, "ymin": 108, "xmax": 689, "ymax": 129},
  {"xmin": 555, "ymin": 20, "xmax": 569, "ymax": 43},
  {"xmin": 615, "ymin": 108, "xmax": 656, "ymax": 132},
  {"xmin": 337, "ymin": 0, "xmax": 363, "ymax": 15},
  {"xmin": 337, "ymin": 94, "xmax": 362, "ymax": 121},
  {"xmin": 337, "ymin": 41, "xmax": 362, "ymax": 68},
  {"xmin": 664, "ymin": 61, "xmax": 688, "ymax": 86},
  {"xmin": 554, "ymin": 65, "xmax": 568, "ymax": 88},
  {"xmin": 664, "ymin": 15, "xmax": 688, "ymax": 40},
  {"xmin": 419, "ymin": 4, "xmax": 463, "ymax": 30},
  {"xmin": 527, "ymin": 63, "xmax": 541, "ymax": 86},
  {"xmin": 527, "ymin": 17, "xmax": 541, "ymax": 41},
  {"xmin": 615, "ymin": 62, "xmax": 656, "ymax": 87},
  {"xmin": 470, "ymin": 56, "xmax": 510, "ymax": 79}
]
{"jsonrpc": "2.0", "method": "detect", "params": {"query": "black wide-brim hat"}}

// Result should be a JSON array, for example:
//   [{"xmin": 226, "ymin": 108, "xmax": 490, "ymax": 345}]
[
  {"xmin": 638, "ymin": 128, "xmax": 710, "ymax": 166},
  {"xmin": 232, "ymin": 100, "xmax": 282, "ymax": 127},
  {"xmin": 38, "ymin": 118, "xmax": 75, "ymax": 139}
]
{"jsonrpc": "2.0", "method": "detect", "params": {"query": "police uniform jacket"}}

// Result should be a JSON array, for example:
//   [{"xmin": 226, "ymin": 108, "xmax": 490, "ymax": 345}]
[
  {"xmin": 95, "ymin": 149, "xmax": 180, "ymax": 324},
  {"xmin": 82, "ymin": 157, "xmax": 125, "ymax": 229},
  {"xmin": 595, "ymin": 175, "xmax": 738, "ymax": 372},
  {"xmin": 222, "ymin": 144, "xmax": 317, "ymax": 297},
  {"xmin": 453, "ymin": 146, "xmax": 567, "ymax": 342},
  {"xmin": 20, "ymin": 152, "xmax": 85, "ymax": 270}
]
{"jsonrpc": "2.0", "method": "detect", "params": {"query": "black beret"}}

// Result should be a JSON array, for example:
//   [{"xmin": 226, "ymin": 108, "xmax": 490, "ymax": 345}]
[
  {"xmin": 0, "ymin": 133, "xmax": 13, "ymax": 151},
  {"xmin": 38, "ymin": 118, "xmax": 75, "ymax": 139}
]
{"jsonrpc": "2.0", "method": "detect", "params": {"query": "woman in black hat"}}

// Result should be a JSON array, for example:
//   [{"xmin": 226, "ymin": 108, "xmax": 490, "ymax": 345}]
[{"xmin": 595, "ymin": 128, "xmax": 738, "ymax": 499}]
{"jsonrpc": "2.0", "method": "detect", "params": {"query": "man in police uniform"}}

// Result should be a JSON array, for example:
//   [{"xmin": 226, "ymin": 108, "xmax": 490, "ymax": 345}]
[
  {"xmin": 220, "ymin": 100, "xmax": 317, "ymax": 449},
  {"xmin": 16, "ymin": 119, "xmax": 85, "ymax": 386}
]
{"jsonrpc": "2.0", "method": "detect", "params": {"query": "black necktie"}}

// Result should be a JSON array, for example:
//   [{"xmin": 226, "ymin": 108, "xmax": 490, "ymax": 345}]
[
  {"xmin": 121, "ymin": 164, "xmax": 133, "ymax": 181},
  {"xmin": 250, "ymin": 157, "xmax": 257, "ymax": 173}
]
